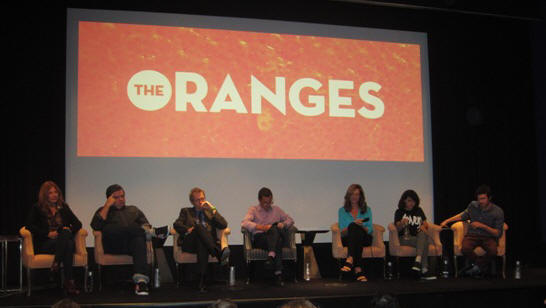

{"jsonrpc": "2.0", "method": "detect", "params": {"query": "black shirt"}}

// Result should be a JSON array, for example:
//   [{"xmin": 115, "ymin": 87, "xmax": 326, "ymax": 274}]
[{"xmin": 394, "ymin": 207, "xmax": 427, "ymax": 237}]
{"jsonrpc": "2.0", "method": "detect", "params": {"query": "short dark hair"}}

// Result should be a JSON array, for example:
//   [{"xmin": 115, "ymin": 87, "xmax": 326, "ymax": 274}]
[
  {"xmin": 189, "ymin": 187, "xmax": 205, "ymax": 202},
  {"xmin": 397, "ymin": 189, "xmax": 420, "ymax": 210},
  {"xmin": 106, "ymin": 184, "xmax": 124, "ymax": 198},
  {"xmin": 258, "ymin": 187, "xmax": 273, "ymax": 200},
  {"xmin": 475, "ymin": 184, "xmax": 492, "ymax": 198}
]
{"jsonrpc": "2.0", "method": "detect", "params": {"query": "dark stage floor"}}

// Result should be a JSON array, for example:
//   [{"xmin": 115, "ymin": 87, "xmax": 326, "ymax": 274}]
[{"xmin": 2, "ymin": 268, "xmax": 545, "ymax": 308}]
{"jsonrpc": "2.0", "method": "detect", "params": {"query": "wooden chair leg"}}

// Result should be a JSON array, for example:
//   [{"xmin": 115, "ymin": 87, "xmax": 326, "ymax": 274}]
[
  {"xmin": 83, "ymin": 265, "xmax": 88, "ymax": 292},
  {"xmin": 26, "ymin": 268, "xmax": 31, "ymax": 297},
  {"xmin": 382, "ymin": 257, "xmax": 386, "ymax": 279},
  {"xmin": 175, "ymin": 263, "xmax": 180, "ymax": 287},
  {"xmin": 245, "ymin": 261, "xmax": 251, "ymax": 285},
  {"xmin": 337, "ymin": 259, "xmax": 342, "ymax": 281},
  {"xmin": 293, "ymin": 260, "xmax": 298, "ymax": 283},
  {"xmin": 454, "ymin": 256, "xmax": 458, "ymax": 278},
  {"xmin": 501, "ymin": 255, "xmax": 506, "ymax": 279},
  {"xmin": 396, "ymin": 256, "xmax": 400, "ymax": 279},
  {"xmin": 98, "ymin": 264, "xmax": 102, "ymax": 291}
]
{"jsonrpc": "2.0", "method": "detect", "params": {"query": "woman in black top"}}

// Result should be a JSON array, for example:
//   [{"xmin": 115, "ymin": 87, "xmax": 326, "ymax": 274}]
[
  {"xmin": 26, "ymin": 181, "xmax": 82, "ymax": 295},
  {"xmin": 393, "ymin": 189, "xmax": 435, "ymax": 279}
]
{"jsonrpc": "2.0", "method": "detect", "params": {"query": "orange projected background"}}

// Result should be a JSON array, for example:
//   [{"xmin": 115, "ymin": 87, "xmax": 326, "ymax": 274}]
[{"xmin": 77, "ymin": 21, "xmax": 424, "ymax": 161}]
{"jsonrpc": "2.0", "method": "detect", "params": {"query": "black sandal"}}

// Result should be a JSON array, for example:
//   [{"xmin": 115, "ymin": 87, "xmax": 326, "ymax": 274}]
[
  {"xmin": 355, "ymin": 271, "xmax": 368, "ymax": 282},
  {"xmin": 340, "ymin": 260, "xmax": 353, "ymax": 272}
]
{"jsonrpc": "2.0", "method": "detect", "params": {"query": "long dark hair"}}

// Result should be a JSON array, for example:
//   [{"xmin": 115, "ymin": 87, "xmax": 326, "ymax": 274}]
[
  {"xmin": 397, "ymin": 189, "xmax": 420, "ymax": 210},
  {"xmin": 343, "ymin": 184, "xmax": 367, "ymax": 214},
  {"xmin": 37, "ymin": 181, "xmax": 65, "ymax": 214}
]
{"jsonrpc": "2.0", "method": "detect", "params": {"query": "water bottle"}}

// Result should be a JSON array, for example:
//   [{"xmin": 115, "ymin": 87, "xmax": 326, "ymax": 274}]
[
  {"xmin": 154, "ymin": 267, "xmax": 160, "ymax": 288},
  {"xmin": 514, "ymin": 260, "xmax": 521, "ymax": 279},
  {"xmin": 385, "ymin": 261, "xmax": 393, "ymax": 280},
  {"xmin": 304, "ymin": 261, "xmax": 311, "ymax": 281},
  {"xmin": 228, "ymin": 266, "xmax": 236, "ymax": 287},
  {"xmin": 86, "ymin": 270, "xmax": 94, "ymax": 293},
  {"xmin": 441, "ymin": 258, "xmax": 449, "ymax": 278}
]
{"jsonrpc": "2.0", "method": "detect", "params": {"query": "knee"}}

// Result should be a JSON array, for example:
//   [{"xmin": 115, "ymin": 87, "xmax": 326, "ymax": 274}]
[
  {"xmin": 486, "ymin": 245, "xmax": 498, "ymax": 257},
  {"xmin": 267, "ymin": 226, "xmax": 279, "ymax": 236},
  {"xmin": 58, "ymin": 229, "xmax": 72, "ymax": 239}
]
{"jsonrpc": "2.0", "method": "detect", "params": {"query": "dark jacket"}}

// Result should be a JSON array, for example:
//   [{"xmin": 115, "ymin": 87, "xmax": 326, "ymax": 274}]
[
  {"xmin": 25, "ymin": 202, "xmax": 82, "ymax": 247},
  {"xmin": 173, "ymin": 207, "xmax": 227, "ymax": 246}
]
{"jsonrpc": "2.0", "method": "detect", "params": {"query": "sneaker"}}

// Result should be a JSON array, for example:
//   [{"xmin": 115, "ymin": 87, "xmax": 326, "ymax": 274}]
[
  {"xmin": 264, "ymin": 256, "xmax": 274, "ymax": 270},
  {"xmin": 463, "ymin": 264, "xmax": 481, "ymax": 277},
  {"xmin": 274, "ymin": 273, "xmax": 284, "ymax": 287},
  {"xmin": 420, "ymin": 270, "xmax": 437, "ymax": 280},
  {"xmin": 411, "ymin": 261, "xmax": 421, "ymax": 272},
  {"xmin": 135, "ymin": 282, "xmax": 149, "ymax": 296}
]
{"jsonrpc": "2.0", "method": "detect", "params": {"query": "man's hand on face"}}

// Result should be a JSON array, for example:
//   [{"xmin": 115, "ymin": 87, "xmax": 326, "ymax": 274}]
[{"xmin": 105, "ymin": 195, "xmax": 116, "ymax": 208}]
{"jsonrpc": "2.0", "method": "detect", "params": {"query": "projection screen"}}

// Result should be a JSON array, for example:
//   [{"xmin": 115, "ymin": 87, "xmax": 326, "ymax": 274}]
[{"xmin": 66, "ymin": 8, "xmax": 433, "ymax": 245}]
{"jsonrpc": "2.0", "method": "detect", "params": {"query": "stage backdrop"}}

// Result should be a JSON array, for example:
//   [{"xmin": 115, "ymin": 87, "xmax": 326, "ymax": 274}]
[{"xmin": 66, "ymin": 9, "xmax": 433, "ymax": 245}]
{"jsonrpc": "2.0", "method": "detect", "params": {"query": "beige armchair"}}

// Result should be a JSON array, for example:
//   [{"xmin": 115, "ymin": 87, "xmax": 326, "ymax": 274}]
[
  {"xmin": 387, "ymin": 222, "xmax": 442, "ymax": 277},
  {"xmin": 92, "ymin": 230, "xmax": 154, "ymax": 290},
  {"xmin": 171, "ymin": 227, "xmax": 231, "ymax": 287},
  {"xmin": 20, "ymin": 227, "xmax": 88, "ymax": 296},
  {"xmin": 451, "ymin": 221, "xmax": 508, "ymax": 278},
  {"xmin": 331, "ymin": 223, "xmax": 385, "ymax": 279}
]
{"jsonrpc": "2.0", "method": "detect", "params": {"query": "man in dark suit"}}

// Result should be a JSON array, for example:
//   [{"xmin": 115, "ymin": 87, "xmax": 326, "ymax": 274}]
[{"xmin": 173, "ymin": 187, "xmax": 229, "ymax": 292}]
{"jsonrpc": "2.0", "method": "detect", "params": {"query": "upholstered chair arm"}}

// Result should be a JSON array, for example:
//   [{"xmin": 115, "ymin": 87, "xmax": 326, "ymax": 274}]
[
  {"xmin": 20, "ymin": 227, "xmax": 34, "ymax": 266},
  {"xmin": 286, "ymin": 225, "xmax": 297, "ymax": 248},
  {"xmin": 74, "ymin": 228, "xmax": 88, "ymax": 258},
  {"xmin": 217, "ymin": 228, "xmax": 231, "ymax": 250},
  {"xmin": 426, "ymin": 223, "xmax": 443, "ymax": 255},
  {"xmin": 241, "ymin": 227, "xmax": 253, "ymax": 251},
  {"xmin": 388, "ymin": 223, "xmax": 400, "ymax": 255}
]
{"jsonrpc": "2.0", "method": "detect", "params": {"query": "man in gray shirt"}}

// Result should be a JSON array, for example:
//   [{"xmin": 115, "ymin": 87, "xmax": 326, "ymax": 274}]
[{"xmin": 440, "ymin": 185, "xmax": 504, "ymax": 277}]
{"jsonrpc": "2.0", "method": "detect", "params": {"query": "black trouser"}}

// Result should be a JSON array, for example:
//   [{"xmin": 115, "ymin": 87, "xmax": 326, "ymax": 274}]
[
  {"xmin": 102, "ymin": 225, "xmax": 148, "ymax": 278},
  {"xmin": 181, "ymin": 224, "xmax": 220, "ymax": 275},
  {"xmin": 38, "ymin": 229, "xmax": 75, "ymax": 280},
  {"xmin": 341, "ymin": 222, "xmax": 373, "ymax": 268},
  {"xmin": 253, "ymin": 226, "xmax": 288, "ymax": 273}
]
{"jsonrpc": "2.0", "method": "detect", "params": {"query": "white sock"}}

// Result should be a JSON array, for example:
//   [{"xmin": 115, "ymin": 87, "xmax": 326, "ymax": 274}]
[{"xmin": 415, "ymin": 256, "xmax": 422, "ymax": 263}]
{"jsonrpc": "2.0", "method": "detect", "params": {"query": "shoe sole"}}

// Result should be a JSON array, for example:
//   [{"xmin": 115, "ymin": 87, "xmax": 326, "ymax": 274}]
[
  {"xmin": 135, "ymin": 291, "xmax": 149, "ymax": 295},
  {"xmin": 420, "ymin": 276, "xmax": 437, "ymax": 280}
]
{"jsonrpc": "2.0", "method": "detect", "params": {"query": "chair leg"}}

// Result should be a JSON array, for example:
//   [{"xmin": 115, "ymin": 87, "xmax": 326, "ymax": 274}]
[
  {"xmin": 337, "ymin": 259, "xmax": 342, "ymax": 281},
  {"xmin": 83, "ymin": 265, "xmax": 88, "ymax": 292},
  {"xmin": 293, "ymin": 260, "xmax": 298, "ymax": 283},
  {"xmin": 395, "ymin": 256, "xmax": 400, "ymax": 279},
  {"xmin": 501, "ymin": 255, "xmax": 506, "ymax": 279},
  {"xmin": 175, "ymin": 263, "xmax": 180, "ymax": 288},
  {"xmin": 382, "ymin": 257, "xmax": 386, "ymax": 279},
  {"xmin": 454, "ymin": 256, "xmax": 458, "ymax": 278},
  {"xmin": 26, "ymin": 268, "xmax": 31, "ymax": 297},
  {"xmin": 98, "ymin": 264, "xmax": 102, "ymax": 291},
  {"xmin": 245, "ymin": 261, "xmax": 251, "ymax": 285}
]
